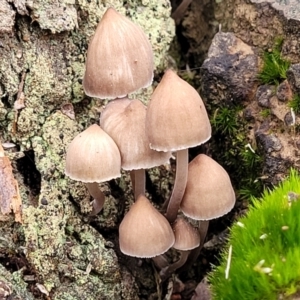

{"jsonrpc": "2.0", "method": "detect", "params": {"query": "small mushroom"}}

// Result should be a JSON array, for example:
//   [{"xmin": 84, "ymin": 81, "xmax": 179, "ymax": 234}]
[
  {"xmin": 180, "ymin": 154, "xmax": 235, "ymax": 220},
  {"xmin": 65, "ymin": 124, "xmax": 121, "ymax": 215},
  {"xmin": 83, "ymin": 7, "xmax": 154, "ymax": 99},
  {"xmin": 178, "ymin": 154, "xmax": 235, "ymax": 271},
  {"xmin": 100, "ymin": 98, "xmax": 171, "ymax": 199},
  {"xmin": 146, "ymin": 69, "xmax": 211, "ymax": 223},
  {"xmin": 159, "ymin": 217, "xmax": 200, "ymax": 281},
  {"xmin": 119, "ymin": 194, "xmax": 175, "ymax": 258}
]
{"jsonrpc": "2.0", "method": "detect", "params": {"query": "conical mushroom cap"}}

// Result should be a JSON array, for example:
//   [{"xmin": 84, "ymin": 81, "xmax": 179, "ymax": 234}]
[
  {"xmin": 146, "ymin": 69, "xmax": 211, "ymax": 152},
  {"xmin": 119, "ymin": 195, "xmax": 175, "ymax": 258},
  {"xmin": 172, "ymin": 217, "xmax": 200, "ymax": 251},
  {"xmin": 100, "ymin": 98, "xmax": 171, "ymax": 170},
  {"xmin": 83, "ymin": 7, "xmax": 154, "ymax": 99},
  {"xmin": 180, "ymin": 154, "xmax": 235, "ymax": 220},
  {"xmin": 65, "ymin": 124, "xmax": 121, "ymax": 182}
]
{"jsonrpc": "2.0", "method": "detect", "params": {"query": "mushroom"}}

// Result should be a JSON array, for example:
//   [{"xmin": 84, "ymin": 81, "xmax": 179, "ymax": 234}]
[
  {"xmin": 178, "ymin": 154, "xmax": 235, "ymax": 271},
  {"xmin": 180, "ymin": 154, "xmax": 235, "ymax": 220},
  {"xmin": 119, "ymin": 194, "xmax": 175, "ymax": 258},
  {"xmin": 146, "ymin": 69, "xmax": 211, "ymax": 223},
  {"xmin": 159, "ymin": 217, "xmax": 200, "ymax": 281},
  {"xmin": 83, "ymin": 7, "xmax": 154, "ymax": 99},
  {"xmin": 65, "ymin": 124, "xmax": 121, "ymax": 215},
  {"xmin": 100, "ymin": 98, "xmax": 171, "ymax": 199}
]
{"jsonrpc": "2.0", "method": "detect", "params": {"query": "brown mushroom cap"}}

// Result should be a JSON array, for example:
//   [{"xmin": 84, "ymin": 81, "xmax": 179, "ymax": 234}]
[
  {"xmin": 83, "ymin": 7, "xmax": 154, "ymax": 99},
  {"xmin": 65, "ymin": 124, "xmax": 121, "ymax": 182},
  {"xmin": 172, "ymin": 217, "xmax": 200, "ymax": 251},
  {"xmin": 100, "ymin": 98, "xmax": 171, "ymax": 170},
  {"xmin": 119, "ymin": 194, "xmax": 175, "ymax": 258},
  {"xmin": 180, "ymin": 154, "xmax": 236, "ymax": 220},
  {"xmin": 146, "ymin": 69, "xmax": 211, "ymax": 152}
]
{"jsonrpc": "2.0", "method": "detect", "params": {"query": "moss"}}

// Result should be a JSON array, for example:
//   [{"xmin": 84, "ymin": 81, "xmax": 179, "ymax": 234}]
[
  {"xmin": 258, "ymin": 38, "xmax": 291, "ymax": 85},
  {"xmin": 260, "ymin": 108, "xmax": 271, "ymax": 118},
  {"xmin": 211, "ymin": 107, "xmax": 240, "ymax": 136},
  {"xmin": 210, "ymin": 105, "xmax": 263, "ymax": 200},
  {"xmin": 209, "ymin": 169, "xmax": 300, "ymax": 299},
  {"xmin": 288, "ymin": 94, "xmax": 300, "ymax": 114}
]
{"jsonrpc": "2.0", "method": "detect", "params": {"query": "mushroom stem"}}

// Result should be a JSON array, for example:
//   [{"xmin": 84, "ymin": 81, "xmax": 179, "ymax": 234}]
[
  {"xmin": 85, "ymin": 182, "xmax": 105, "ymax": 215},
  {"xmin": 165, "ymin": 149, "xmax": 189, "ymax": 223},
  {"xmin": 130, "ymin": 169, "xmax": 146, "ymax": 200},
  {"xmin": 171, "ymin": 0, "xmax": 193, "ymax": 24},
  {"xmin": 177, "ymin": 220, "xmax": 209, "ymax": 273},
  {"xmin": 152, "ymin": 254, "xmax": 169, "ymax": 269},
  {"xmin": 134, "ymin": 169, "xmax": 145, "ymax": 200},
  {"xmin": 159, "ymin": 250, "xmax": 191, "ymax": 281}
]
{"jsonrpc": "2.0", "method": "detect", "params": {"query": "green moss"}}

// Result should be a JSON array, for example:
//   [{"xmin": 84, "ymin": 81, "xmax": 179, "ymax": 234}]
[
  {"xmin": 258, "ymin": 38, "xmax": 290, "ymax": 85},
  {"xmin": 288, "ymin": 94, "xmax": 300, "ymax": 114},
  {"xmin": 209, "ymin": 169, "xmax": 300, "ymax": 300},
  {"xmin": 210, "ymin": 105, "xmax": 263, "ymax": 200},
  {"xmin": 211, "ymin": 107, "xmax": 240, "ymax": 136},
  {"xmin": 260, "ymin": 108, "xmax": 271, "ymax": 118}
]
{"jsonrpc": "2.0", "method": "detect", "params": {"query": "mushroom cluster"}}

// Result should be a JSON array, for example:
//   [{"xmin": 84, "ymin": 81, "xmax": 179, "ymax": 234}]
[{"xmin": 65, "ymin": 7, "xmax": 236, "ymax": 281}]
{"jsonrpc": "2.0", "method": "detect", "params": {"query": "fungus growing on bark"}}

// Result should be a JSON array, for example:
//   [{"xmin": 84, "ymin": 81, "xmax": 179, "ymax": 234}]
[
  {"xmin": 178, "ymin": 154, "xmax": 235, "ymax": 271},
  {"xmin": 100, "ymin": 98, "xmax": 171, "ymax": 199},
  {"xmin": 65, "ymin": 124, "xmax": 121, "ymax": 215},
  {"xmin": 83, "ymin": 7, "xmax": 154, "ymax": 99},
  {"xmin": 180, "ymin": 154, "xmax": 235, "ymax": 220},
  {"xmin": 160, "ymin": 217, "xmax": 200, "ymax": 281},
  {"xmin": 119, "ymin": 194, "xmax": 175, "ymax": 258},
  {"xmin": 146, "ymin": 69, "xmax": 211, "ymax": 223}
]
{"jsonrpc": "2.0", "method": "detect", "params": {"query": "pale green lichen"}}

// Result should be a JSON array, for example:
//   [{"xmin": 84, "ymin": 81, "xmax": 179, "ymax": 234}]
[
  {"xmin": 0, "ymin": 1, "xmax": 176, "ymax": 297},
  {"xmin": 26, "ymin": 0, "xmax": 78, "ymax": 33},
  {"xmin": 0, "ymin": 265, "xmax": 35, "ymax": 299}
]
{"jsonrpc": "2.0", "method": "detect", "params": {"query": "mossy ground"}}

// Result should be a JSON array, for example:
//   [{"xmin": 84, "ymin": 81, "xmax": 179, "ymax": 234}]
[
  {"xmin": 210, "ymin": 104, "xmax": 264, "ymax": 200},
  {"xmin": 258, "ymin": 38, "xmax": 290, "ymax": 85},
  {"xmin": 209, "ymin": 169, "xmax": 300, "ymax": 300}
]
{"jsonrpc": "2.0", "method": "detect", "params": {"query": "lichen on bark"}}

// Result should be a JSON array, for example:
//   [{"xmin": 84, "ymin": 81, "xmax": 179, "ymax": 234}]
[{"xmin": 0, "ymin": 0, "xmax": 175, "ymax": 298}]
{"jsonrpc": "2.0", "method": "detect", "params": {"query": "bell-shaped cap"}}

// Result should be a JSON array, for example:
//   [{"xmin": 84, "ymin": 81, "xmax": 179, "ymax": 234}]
[
  {"xmin": 119, "ymin": 195, "xmax": 175, "ymax": 258},
  {"xmin": 83, "ymin": 7, "xmax": 154, "ymax": 99},
  {"xmin": 65, "ymin": 124, "xmax": 121, "ymax": 182},
  {"xmin": 180, "ymin": 154, "xmax": 236, "ymax": 220},
  {"xmin": 100, "ymin": 98, "xmax": 171, "ymax": 170},
  {"xmin": 172, "ymin": 217, "xmax": 200, "ymax": 251},
  {"xmin": 146, "ymin": 69, "xmax": 211, "ymax": 152}
]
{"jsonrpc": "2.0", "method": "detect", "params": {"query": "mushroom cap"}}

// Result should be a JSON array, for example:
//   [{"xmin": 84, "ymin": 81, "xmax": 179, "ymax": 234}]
[
  {"xmin": 172, "ymin": 217, "xmax": 200, "ymax": 251},
  {"xmin": 100, "ymin": 98, "xmax": 171, "ymax": 170},
  {"xmin": 180, "ymin": 154, "xmax": 236, "ymax": 220},
  {"xmin": 65, "ymin": 124, "xmax": 121, "ymax": 183},
  {"xmin": 146, "ymin": 69, "xmax": 211, "ymax": 152},
  {"xmin": 83, "ymin": 7, "xmax": 154, "ymax": 99},
  {"xmin": 119, "ymin": 194, "xmax": 175, "ymax": 258}
]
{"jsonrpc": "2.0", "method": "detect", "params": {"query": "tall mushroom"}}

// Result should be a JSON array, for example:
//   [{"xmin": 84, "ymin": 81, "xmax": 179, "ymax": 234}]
[
  {"xmin": 100, "ymin": 98, "xmax": 171, "ymax": 199},
  {"xmin": 65, "ymin": 124, "xmax": 121, "ymax": 215},
  {"xmin": 146, "ymin": 69, "xmax": 211, "ymax": 223},
  {"xmin": 83, "ymin": 7, "xmax": 154, "ymax": 99}
]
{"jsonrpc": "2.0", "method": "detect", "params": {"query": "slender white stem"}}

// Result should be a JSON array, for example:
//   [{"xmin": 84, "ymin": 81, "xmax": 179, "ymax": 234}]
[
  {"xmin": 85, "ymin": 182, "xmax": 105, "ymax": 216},
  {"xmin": 165, "ymin": 149, "xmax": 189, "ymax": 223}
]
